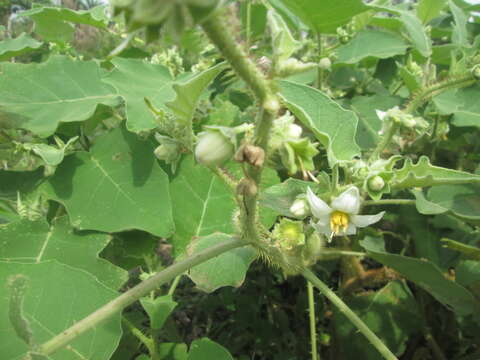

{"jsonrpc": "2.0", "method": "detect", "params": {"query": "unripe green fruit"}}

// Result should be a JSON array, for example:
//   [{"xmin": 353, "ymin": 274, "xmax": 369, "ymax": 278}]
[
  {"xmin": 195, "ymin": 131, "xmax": 234, "ymax": 166},
  {"xmin": 368, "ymin": 175, "xmax": 386, "ymax": 192}
]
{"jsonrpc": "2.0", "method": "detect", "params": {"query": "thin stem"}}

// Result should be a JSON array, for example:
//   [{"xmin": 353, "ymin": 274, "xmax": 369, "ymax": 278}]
[
  {"xmin": 363, "ymin": 199, "xmax": 415, "ymax": 206},
  {"xmin": 167, "ymin": 275, "xmax": 182, "ymax": 296},
  {"xmin": 122, "ymin": 317, "xmax": 155, "ymax": 356},
  {"xmin": 331, "ymin": 164, "xmax": 339, "ymax": 191},
  {"xmin": 32, "ymin": 237, "xmax": 246, "ymax": 358},
  {"xmin": 321, "ymin": 250, "xmax": 366, "ymax": 257},
  {"xmin": 302, "ymin": 268, "xmax": 398, "ymax": 360},
  {"xmin": 369, "ymin": 122, "xmax": 399, "ymax": 161},
  {"xmin": 307, "ymin": 280, "xmax": 319, "ymax": 360}
]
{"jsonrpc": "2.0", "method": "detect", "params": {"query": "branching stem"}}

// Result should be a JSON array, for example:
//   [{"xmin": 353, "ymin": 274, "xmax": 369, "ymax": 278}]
[{"xmin": 29, "ymin": 237, "xmax": 246, "ymax": 358}]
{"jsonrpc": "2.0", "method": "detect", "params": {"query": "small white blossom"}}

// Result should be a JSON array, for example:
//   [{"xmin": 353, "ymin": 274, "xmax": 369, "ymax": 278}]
[{"xmin": 307, "ymin": 187, "xmax": 384, "ymax": 241}]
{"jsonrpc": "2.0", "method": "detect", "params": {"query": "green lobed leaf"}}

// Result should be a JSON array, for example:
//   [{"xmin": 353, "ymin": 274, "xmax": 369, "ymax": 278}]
[
  {"xmin": 427, "ymin": 184, "xmax": 480, "ymax": 220},
  {"xmin": 102, "ymin": 58, "xmax": 176, "ymax": 133},
  {"xmin": 350, "ymin": 94, "xmax": 402, "ymax": 150},
  {"xmin": 279, "ymin": 80, "xmax": 360, "ymax": 165},
  {"xmin": 361, "ymin": 237, "xmax": 480, "ymax": 316},
  {"xmin": 0, "ymin": 56, "xmax": 118, "ymax": 137},
  {"xmin": 140, "ymin": 295, "xmax": 177, "ymax": 330},
  {"xmin": 187, "ymin": 233, "xmax": 256, "ymax": 293},
  {"xmin": 42, "ymin": 126, "xmax": 174, "ymax": 237},
  {"xmin": 0, "ymin": 216, "xmax": 127, "ymax": 289},
  {"xmin": 19, "ymin": 5, "xmax": 107, "ymax": 42},
  {"xmin": 336, "ymin": 30, "xmax": 408, "ymax": 64},
  {"xmin": 433, "ymin": 84, "xmax": 480, "ymax": 128},
  {"xmin": 0, "ymin": 33, "xmax": 42, "ymax": 61},
  {"xmin": 416, "ymin": 0, "xmax": 447, "ymax": 24},
  {"xmin": 0, "ymin": 261, "xmax": 122, "ymax": 360},
  {"xmin": 187, "ymin": 337, "xmax": 233, "ymax": 360},
  {"xmin": 332, "ymin": 280, "xmax": 421, "ymax": 360},
  {"xmin": 278, "ymin": 0, "xmax": 369, "ymax": 34},
  {"xmin": 391, "ymin": 156, "xmax": 480, "ymax": 189}
]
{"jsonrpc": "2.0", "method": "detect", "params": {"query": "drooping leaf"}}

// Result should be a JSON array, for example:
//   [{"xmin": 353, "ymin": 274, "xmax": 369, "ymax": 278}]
[
  {"xmin": 279, "ymin": 0, "xmax": 369, "ymax": 34},
  {"xmin": 350, "ymin": 94, "xmax": 401, "ymax": 149},
  {"xmin": 449, "ymin": 0, "xmax": 469, "ymax": 47},
  {"xmin": 187, "ymin": 233, "xmax": 256, "ymax": 293},
  {"xmin": 102, "ymin": 58, "xmax": 176, "ymax": 133},
  {"xmin": 416, "ymin": 0, "xmax": 447, "ymax": 24},
  {"xmin": 336, "ymin": 30, "xmax": 408, "ymax": 64},
  {"xmin": 0, "ymin": 33, "xmax": 42, "ymax": 61},
  {"xmin": 169, "ymin": 156, "xmax": 237, "ymax": 255},
  {"xmin": 391, "ymin": 156, "xmax": 480, "ymax": 189},
  {"xmin": 42, "ymin": 126, "xmax": 174, "ymax": 237},
  {"xmin": 279, "ymin": 80, "xmax": 360, "ymax": 165},
  {"xmin": 427, "ymin": 184, "xmax": 480, "ymax": 221},
  {"xmin": 140, "ymin": 295, "xmax": 177, "ymax": 330},
  {"xmin": 19, "ymin": 5, "xmax": 107, "ymax": 42},
  {"xmin": 433, "ymin": 84, "xmax": 480, "ymax": 128},
  {"xmin": 0, "ymin": 217, "xmax": 127, "ymax": 289},
  {"xmin": 0, "ymin": 261, "xmax": 121, "ymax": 360},
  {"xmin": 332, "ymin": 280, "xmax": 421, "ymax": 360},
  {"xmin": 0, "ymin": 56, "xmax": 118, "ymax": 137},
  {"xmin": 187, "ymin": 338, "xmax": 233, "ymax": 360},
  {"xmin": 166, "ymin": 62, "xmax": 226, "ymax": 147},
  {"xmin": 267, "ymin": 9, "xmax": 300, "ymax": 63},
  {"xmin": 361, "ymin": 237, "xmax": 480, "ymax": 316},
  {"xmin": 398, "ymin": 11, "xmax": 432, "ymax": 57},
  {"xmin": 371, "ymin": 6, "xmax": 432, "ymax": 57}
]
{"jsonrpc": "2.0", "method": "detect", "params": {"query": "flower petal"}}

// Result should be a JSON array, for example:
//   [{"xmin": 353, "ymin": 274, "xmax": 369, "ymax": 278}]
[
  {"xmin": 331, "ymin": 187, "xmax": 360, "ymax": 214},
  {"xmin": 351, "ymin": 211, "xmax": 385, "ymax": 228},
  {"xmin": 307, "ymin": 187, "xmax": 331, "ymax": 220},
  {"xmin": 376, "ymin": 109, "xmax": 387, "ymax": 121},
  {"xmin": 311, "ymin": 221, "xmax": 332, "ymax": 236},
  {"xmin": 338, "ymin": 223, "xmax": 357, "ymax": 236}
]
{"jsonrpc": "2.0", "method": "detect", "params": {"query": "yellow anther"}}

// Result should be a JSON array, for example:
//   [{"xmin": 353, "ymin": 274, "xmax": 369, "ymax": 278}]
[{"xmin": 330, "ymin": 211, "xmax": 349, "ymax": 235}]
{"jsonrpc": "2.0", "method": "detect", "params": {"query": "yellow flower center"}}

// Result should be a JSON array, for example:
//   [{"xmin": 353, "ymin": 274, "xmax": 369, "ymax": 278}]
[{"xmin": 330, "ymin": 211, "xmax": 349, "ymax": 235}]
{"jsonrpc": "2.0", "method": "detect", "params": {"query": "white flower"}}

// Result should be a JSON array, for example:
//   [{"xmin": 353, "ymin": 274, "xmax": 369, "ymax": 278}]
[{"xmin": 306, "ymin": 187, "xmax": 385, "ymax": 241}]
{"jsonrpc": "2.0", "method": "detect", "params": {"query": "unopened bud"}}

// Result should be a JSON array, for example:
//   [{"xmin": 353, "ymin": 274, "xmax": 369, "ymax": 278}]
[
  {"xmin": 195, "ymin": 131, "xmax": 234, "ymax": 166},
  {"xmin": 367, "ymin": 175, "xmax": 385, "ymax": 192},
  {"xmin": 287, "ymin": 123, "xmax": 302, "ymax": 138},
  {"xmin": 290, "ymin": 198, "xmax": 309, "ymax": 217},
  {"xmin": 319, "ymin": 57, "xmax": 331, "ymax": 70},
  {"xmin": 306, "ymin": 232, "xmax": 324, "ymax": 258}
]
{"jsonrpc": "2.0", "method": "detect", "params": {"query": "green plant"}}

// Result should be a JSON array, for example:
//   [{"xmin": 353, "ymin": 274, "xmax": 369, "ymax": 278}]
[{"xmin": 1, "ymin": 1, "xmax": 480, "ymax": 360}]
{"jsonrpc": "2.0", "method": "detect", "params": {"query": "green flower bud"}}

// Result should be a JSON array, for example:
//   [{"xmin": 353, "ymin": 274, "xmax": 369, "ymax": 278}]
[
  {"xmin": 195, "ymin": 130, "xmax": 234, "ymax": 166},
  {"xmin": 319, "ymin": 57, "xmax": 331, "ymax": 70},
  {"xmin": 367, "ymin": 175, "xmax": 386, "ymax": 192},
  {"xmin": 290, "ymin": 197, "xmax": 309, "ymax": 217}
]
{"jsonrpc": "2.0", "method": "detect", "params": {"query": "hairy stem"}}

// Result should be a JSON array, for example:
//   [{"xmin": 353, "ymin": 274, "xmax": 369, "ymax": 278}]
[
  {"xmin": 201, "ymin": 10, "xmax": 278, "ymax": 243},
  {"xmin": 302, "ymin": 268, "xmax": 398, "ymax": 360},
  {"xmin": 122, "ymin": 317, "xmax": 155, "ymax": 357},
  {"xmin": 405, "ymin": 74, "xmax": 475, "ymax": 114},
  {"xmin": 201, "ymin": 9, "xmax": 273, "ymax": 103},
  {"xmin": 307, "ymin": 280, "xmax": 319, "ymax": 360},
  {"xmin": 31, "ymin": 237, "xmax": 246, "ymax": 358}
]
